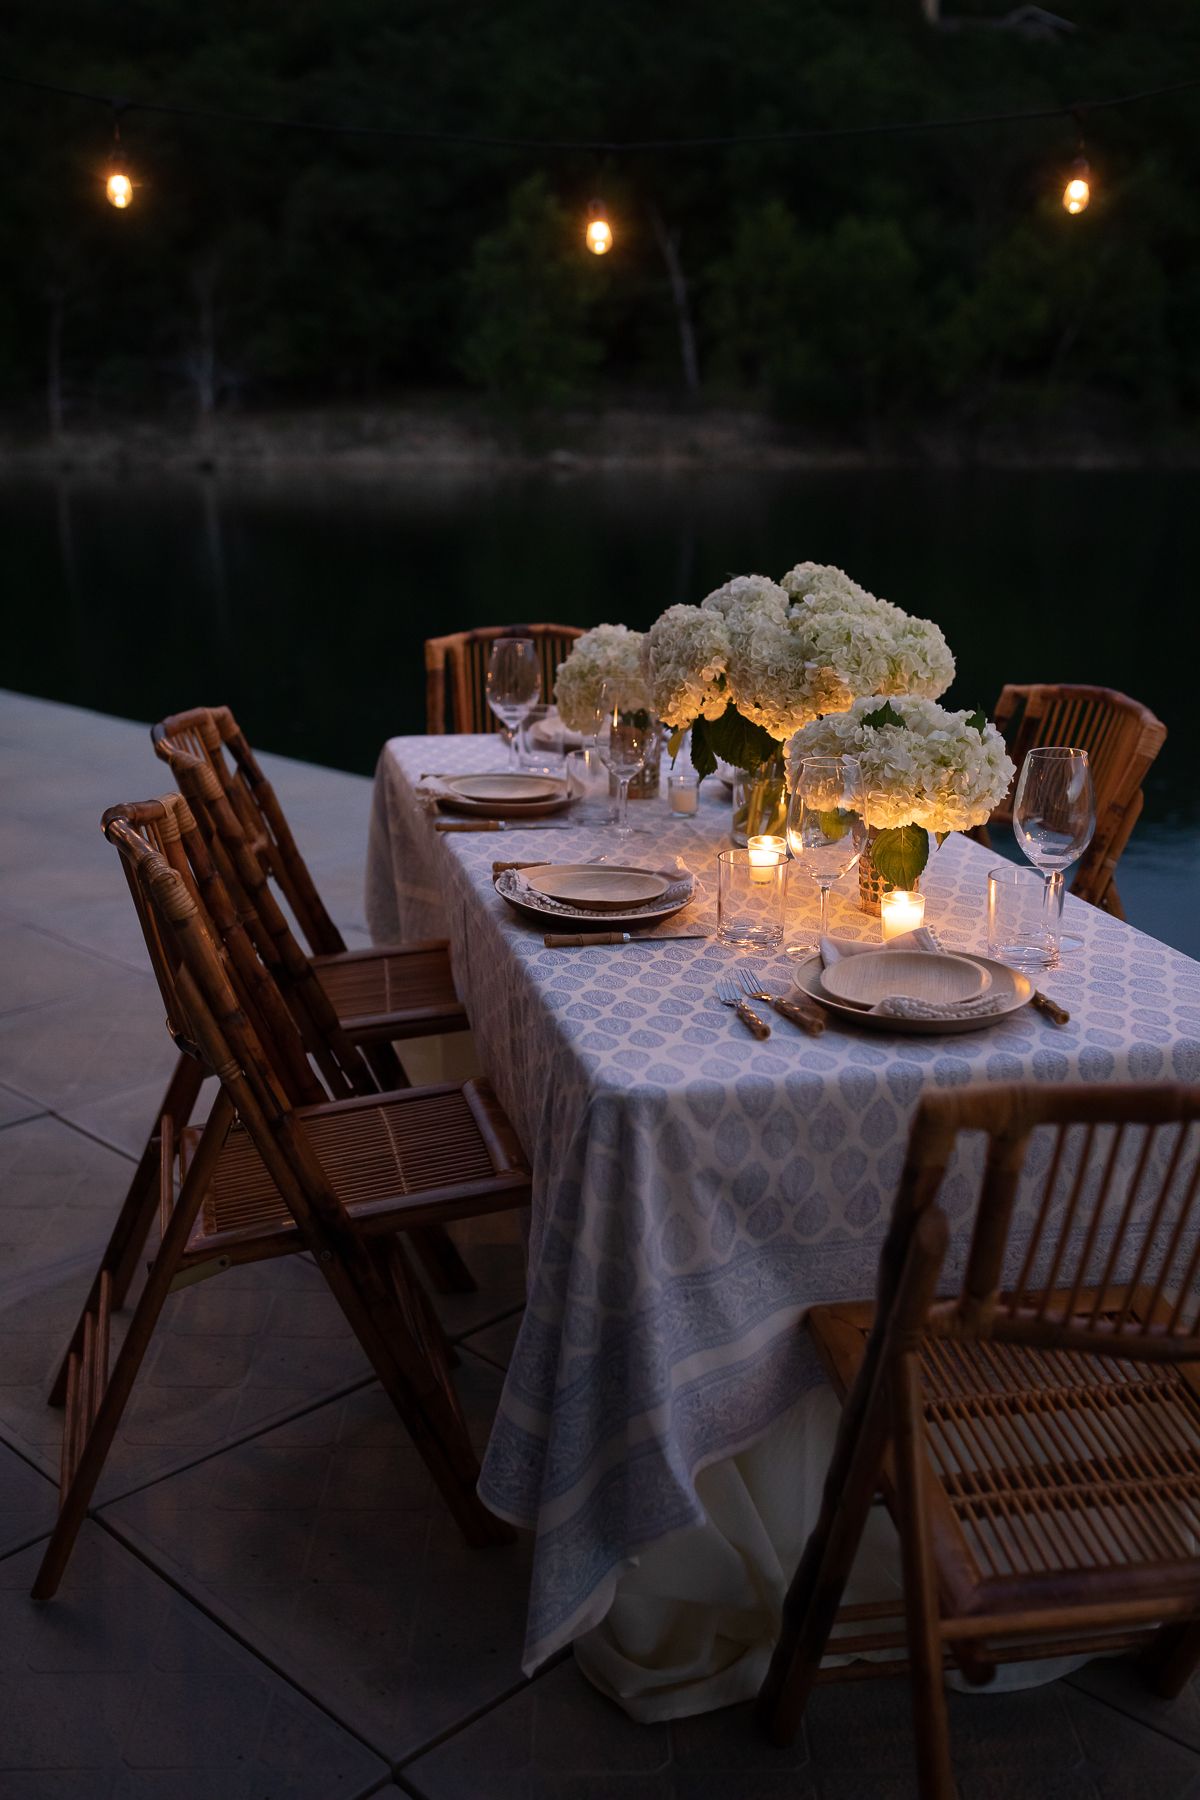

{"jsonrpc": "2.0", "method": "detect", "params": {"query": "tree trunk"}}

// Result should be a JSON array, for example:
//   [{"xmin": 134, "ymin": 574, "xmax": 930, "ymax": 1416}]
[
  {"xmin": 46, "ymin": 284, "xmax": 65, "ymax": 442},
  {"xmin": 648, "ymin": 203, "xmax": 701, "ymax": 398}
]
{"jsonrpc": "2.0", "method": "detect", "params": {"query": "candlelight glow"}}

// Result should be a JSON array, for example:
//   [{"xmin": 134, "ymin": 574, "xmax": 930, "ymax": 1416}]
[
  {"xmin": 106, "ymin": 170, "xmax": 133, "ymax": 209},
  {"xmin": 881, "ymin": 889, "xmax": 925, "ymax": 941}
]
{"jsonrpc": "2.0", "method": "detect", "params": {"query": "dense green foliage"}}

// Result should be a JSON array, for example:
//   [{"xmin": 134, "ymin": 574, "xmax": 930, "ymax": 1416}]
[{"xmin": 2, "ymin": 1, "xmax": 1198, "ymax": 431}]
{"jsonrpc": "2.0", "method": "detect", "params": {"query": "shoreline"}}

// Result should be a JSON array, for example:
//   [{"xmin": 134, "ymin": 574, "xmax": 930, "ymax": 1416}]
[{"xmin": 2, "ymin": 403, "xmax": 1197, "ymax": 475}]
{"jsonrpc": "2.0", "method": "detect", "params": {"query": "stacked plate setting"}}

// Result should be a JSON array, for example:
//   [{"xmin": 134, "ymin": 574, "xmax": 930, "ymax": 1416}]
[
  {"xmin": 435, "ymin": 773, "xmax": 572, "ymax": 818},
  {"xmin": 792, "ymin": 948, "xmax": 1033, "ymax": 1034},
  {"xmin": 494, "ymin": 862, "xmax": 695, "ymax": 932}
]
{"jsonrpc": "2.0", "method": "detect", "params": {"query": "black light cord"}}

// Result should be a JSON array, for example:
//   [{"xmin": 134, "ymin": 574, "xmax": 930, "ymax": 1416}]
[{"xmin": 1, "ymin": 69, "xmax": 1198, "ymax": 153}]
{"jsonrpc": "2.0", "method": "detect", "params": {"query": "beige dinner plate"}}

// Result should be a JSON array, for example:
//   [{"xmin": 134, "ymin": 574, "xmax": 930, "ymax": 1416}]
[
  {"xmin": 494, "ymin": 865, "xmax": 694, "ymax": 931},
  {"xmin": 821, "ymin": 950, "xmax": 987, "ymax": 1008},
  {"xmin": 444, "ymin": 773, "xmax": 566, "ymax": 804},
  {"xmin": 793, "ymin": 953, "xmax": 1031, "ymax": 1034},
  {"xmin": 522, "ymin": 864, "xmax": 671, "ymax": 911}
]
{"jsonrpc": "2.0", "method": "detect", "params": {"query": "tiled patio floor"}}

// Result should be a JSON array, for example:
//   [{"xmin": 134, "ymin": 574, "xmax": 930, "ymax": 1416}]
[{"xmin": 1, "ymin": 687, "xmax": 1198, "ymax": 1799}]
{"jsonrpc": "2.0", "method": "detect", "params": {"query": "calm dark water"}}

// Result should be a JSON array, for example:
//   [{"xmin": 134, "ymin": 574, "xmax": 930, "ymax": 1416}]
[{"xmin": 4, "ymin": 467, "xmax": 1198, "ymax": 957}]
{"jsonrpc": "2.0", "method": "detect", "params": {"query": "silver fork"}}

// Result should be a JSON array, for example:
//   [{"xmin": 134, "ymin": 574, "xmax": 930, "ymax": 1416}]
[
  {"xmin": 715, "ymin": 973, "xmax": 771, "ymax": 1039},
  {"xmin": 739, "ymin": 966, "xmax": 827, "ymax": 1036}
]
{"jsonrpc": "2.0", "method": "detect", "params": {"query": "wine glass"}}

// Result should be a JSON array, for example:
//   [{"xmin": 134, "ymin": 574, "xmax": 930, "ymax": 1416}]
[
  {"xmin": 596, "ymin": 679, "xmax": 651, "ymax": 839},
  {"xmin": 1012, "ymin": 746, "xmax": 1095, "ymax": 964},
  {"xmin": 784, "ymin": 756, "xmax": 867, "ymax": 953},
  {"xmin": 485, "ymin": 638, "xmax": 542, "ymax": 769}
]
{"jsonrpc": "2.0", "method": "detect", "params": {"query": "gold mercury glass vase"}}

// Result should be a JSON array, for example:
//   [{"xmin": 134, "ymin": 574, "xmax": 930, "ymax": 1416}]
[{"xmin": 858, "ymin": 828, "xmax": 922, "ymax": 916}]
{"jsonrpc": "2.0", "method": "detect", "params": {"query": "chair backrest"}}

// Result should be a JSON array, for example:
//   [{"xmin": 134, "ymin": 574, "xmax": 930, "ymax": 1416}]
[
  {"xmin": 103, "ymin": 794, "xmax": 328, "ymax": 1109},
  {"xmin": 102, "ymin": 825, "xmax": 381, "ymax": 1273},
  {"xmin": 880, "ymin": 1082, "xmax": 1200, "ymax": 1365},
  {"xmin": 149, "ymin": 743, "xmax": 372, "ymax": 1101},
  {"xmin": 424, "ymin": 623, "xmax": 584, "ymax": 734},
  {"xmin": 151, "ymin": 705, "xmax": 344, "ymax": 955},
  {"xmin": 991, "ymin": 684, "xmax": 1167, "ymax": 908}
]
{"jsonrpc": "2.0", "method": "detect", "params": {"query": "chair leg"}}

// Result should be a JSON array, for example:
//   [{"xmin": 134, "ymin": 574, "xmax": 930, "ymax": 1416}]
[
  {"xmin": 33, "ymin": 1090, "xmax": 232, "ymax": 1599},
  {"xmin": 891, "ymin": 1353, "xmax": 957, "ymax": 1800},
  {"xmin": 1101, "ymin": 878, "xmax": 1126, "ymax": 920},
  {"xmin": 49, "ymin": 1054, "xmax": 205, "ymax": 1406},
  {"xmin": 1142, "ymin": 1621, "xmax": 1200, "ymax": 1700}
]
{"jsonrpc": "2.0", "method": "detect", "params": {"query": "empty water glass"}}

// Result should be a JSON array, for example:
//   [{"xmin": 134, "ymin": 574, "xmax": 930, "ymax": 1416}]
[
  {"xmin": 988, "ymin": 863, "xmax": 1063, "ymax": 972},
  {"xmin": 717, "ymin": 847, "xmax": 789, "ymax": 950}
]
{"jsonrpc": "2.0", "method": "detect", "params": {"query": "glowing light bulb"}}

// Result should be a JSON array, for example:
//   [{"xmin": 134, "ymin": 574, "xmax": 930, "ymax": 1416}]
[
  {"xmin": 106, "ymin": 170, "xmax": 133, "ymax": 209},
  {"xmin": 1062, "ymin": 158, "xmax": 1091, "ymax": 216},
  {"xmin": 585, "ymin": 200, "xmax": 612, "ymax": 255}
]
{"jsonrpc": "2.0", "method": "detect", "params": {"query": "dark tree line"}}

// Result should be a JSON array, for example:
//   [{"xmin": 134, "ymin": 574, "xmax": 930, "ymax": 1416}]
[{"xmin": 2, "ymin": 0, "xmax": 1199, "ymax": 436}]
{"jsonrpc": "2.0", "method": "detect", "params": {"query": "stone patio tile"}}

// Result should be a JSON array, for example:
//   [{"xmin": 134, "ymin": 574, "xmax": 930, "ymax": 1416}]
[
  {"xmin": 0, "ymin": 1438, "xmax": 55, "ymax": 1557},
  {"xmin": 0, "ymin": 1083, "xmax": 45, "ymax": 1130},
  {"xmin": 0, "ymin": 924, "xmax": 127, "ymax": 1017},
  {"xmin": 59, "ymin": 1073, "xmax": 215, "ymax": 1162},
  {"xmin": 0, "ymin": 1116, "xmax": 131, "ymax": 1311},
  {"xmin": 1068, "ymin": 1654, "xmax": 1200, "ymax": 1752},
  {"xmin": 0, "ymin": 1524, "xmax": 386, "ymax": 1800},
  {"xmin": 403, "ymin": 1662, "xmax": 813, "ymax": 1800},
  {"xmin": 0, "ymin": 973, "xmax": 175, "ymax": 1114},
  {"xmin": 461, "ymin": 1309, "xmax": 523, "ymax": 1371},
  {"xmin": 102, "ymin": 1356, "xmax": 533, "ymax": 1761}
]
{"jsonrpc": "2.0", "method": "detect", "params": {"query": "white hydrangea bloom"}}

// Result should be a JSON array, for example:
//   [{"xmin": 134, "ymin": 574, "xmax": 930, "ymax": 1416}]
[
  {"xmin": 785, "ymin": 695, "xmax": 1015, "ymax": 834},
  {"xmin": 780, "ymin": 561, "xmax": 877, "ymax": 612},
  {"xmin": 643, "ymin": 604, "xmax": 731, "ymax": 729},
  {"xmin": 555, "ymin": 624, "xmax": 650, "ymax": 732},
  {"xmin": 700, "ymin": 574, "xmax": 789, "ymax": 622}
]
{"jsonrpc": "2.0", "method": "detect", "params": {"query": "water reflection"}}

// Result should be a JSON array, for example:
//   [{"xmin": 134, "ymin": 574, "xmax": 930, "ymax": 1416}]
[{"xmin": 4, "ymin": 465, "xmax": 1197, "ymax": 955}]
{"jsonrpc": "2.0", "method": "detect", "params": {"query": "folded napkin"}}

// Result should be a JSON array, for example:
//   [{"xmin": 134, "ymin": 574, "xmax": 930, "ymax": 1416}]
[
  {"xmin": 819, "ymin": 926, "xmax": 941, "ymax": 962},
  {"xmin": 529, "ymin": 708, "xmax": 584, "ymax": 752}
]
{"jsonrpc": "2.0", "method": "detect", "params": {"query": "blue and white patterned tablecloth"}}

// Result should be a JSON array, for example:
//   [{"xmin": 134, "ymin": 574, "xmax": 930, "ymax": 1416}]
[{"xmin": 366, "ymin": 734, "xmax": 1200, "ymax": 1674}]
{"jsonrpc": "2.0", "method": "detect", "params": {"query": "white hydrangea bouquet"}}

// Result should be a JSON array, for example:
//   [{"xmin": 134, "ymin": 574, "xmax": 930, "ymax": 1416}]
[
  {"xmin": 643, "ymin": 562, "xmax": 955, "ymax": 779},
  {"xmin": 555, "ymin": 623, "xmax": 651, "ymax": 732},
  {"xmin": 786, "ymin": 695, "xmax": 1016, "ymax": 889}
]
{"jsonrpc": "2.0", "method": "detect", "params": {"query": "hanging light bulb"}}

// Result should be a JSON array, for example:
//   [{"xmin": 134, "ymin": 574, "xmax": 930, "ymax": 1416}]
[
  {"xmin": 105, "ymin": 114, "xmax": 133, "ymax": 209},
  {"xmin": 1062, "ymin": 154, "xmax": 1091, "ymax": 216},
  {"xmin": 585, "ymin": 198, "xmax": 612, "ymax": 255}
]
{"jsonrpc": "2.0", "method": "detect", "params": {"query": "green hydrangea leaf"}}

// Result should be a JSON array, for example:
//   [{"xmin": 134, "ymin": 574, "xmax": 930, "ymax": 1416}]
[
  {"xmin": 817, "ymin": 808, "xmax": 852, "ymax": 841},
  {"xmin": 689, "ymin": 717, "xmax": 718, "ymax": 780},
  {"xmin": 964, "ymin": 709, "xmax": 988, "ymax": 736},
  {"xmin": 861, "ymin": 700, "xmax": 907, "ymax": 731},
  {"xmin": 667, "ymin": 726, "xmax": 685, "ymax": 762},
  {"xmin": 700, "ymin": 704, "xmax": 779, "ymax": 775},
  {"xmin": 870, "ymin": 824, "xmax": 930, "ymax": 889}
]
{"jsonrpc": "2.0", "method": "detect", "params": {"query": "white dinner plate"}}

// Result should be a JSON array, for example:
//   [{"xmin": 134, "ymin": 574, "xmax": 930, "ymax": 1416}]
[
  {"xmin": 522, "ymin": 864, "xmax": 670, "ymax": 911},
  {"xmin": 494, "ymin": 865, "xmax": 695, "ymax": 931},
  {"xmin": 443, "ymin": 773, "xmax": 566, "ymax": 804}
]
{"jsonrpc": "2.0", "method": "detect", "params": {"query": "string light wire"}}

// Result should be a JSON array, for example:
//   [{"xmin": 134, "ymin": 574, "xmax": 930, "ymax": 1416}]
[{"xmin": 2, "ymin": 68, "xmax": 1199, "ymax": 154}]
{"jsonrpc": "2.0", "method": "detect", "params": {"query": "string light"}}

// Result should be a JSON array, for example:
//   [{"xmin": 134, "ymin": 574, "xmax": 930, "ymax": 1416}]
[
  {"xmin": 1062, "ymin": 155, "xmax": 1091, "ymax": 215},
  {"xmin": 105, "ymin": 114, "xmax": 132, "ymax": 209},
  {"xmin": 585, "ymin": 198, "xmax": 612, "ymax": 255}
]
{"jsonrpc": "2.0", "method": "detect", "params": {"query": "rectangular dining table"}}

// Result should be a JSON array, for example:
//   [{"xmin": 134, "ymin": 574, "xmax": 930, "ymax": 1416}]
[{"xmin": 366, "ymin": 733, "xmax": 1200, "ymax": 1690}]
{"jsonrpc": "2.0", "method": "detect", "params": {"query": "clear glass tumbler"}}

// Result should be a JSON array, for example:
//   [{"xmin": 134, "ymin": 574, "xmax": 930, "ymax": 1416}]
[
  {"xmin": 987, "ymin": 863, "xmax": 1063, "ymax": 972},
  {"xmin": 717, "ymin": 848, "xmax": 788, "ymax": 950},
  {"xmin": 565, "ymin": 748, "xmax": 615, "ymax": 824}
]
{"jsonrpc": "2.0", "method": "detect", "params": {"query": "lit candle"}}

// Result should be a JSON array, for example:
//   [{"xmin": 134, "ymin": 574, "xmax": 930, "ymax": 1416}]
[
  {"xmin": 881, "ymin": 889, "xmax": 925, "ymax": 941},
  {"xmin": 747, "ymin": 834, "xmax": 788, "ymax": 883},
  {"xmin": 669, "ymin": 776, "xmax": 699, "ymax": 815}
]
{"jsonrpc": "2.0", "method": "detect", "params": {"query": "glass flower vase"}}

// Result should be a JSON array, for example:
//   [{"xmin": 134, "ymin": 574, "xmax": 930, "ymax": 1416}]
[{"xmin": 731, "ymin": 752, "xmax": 788, "ymax": 847}]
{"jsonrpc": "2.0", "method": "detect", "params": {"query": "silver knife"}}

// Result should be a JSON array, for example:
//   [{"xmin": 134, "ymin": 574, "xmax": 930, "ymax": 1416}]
[
  {"xmin": 544, "ymin": 930, "xmax": 711, "ymax": 946},
  {"xmin": 434, "ymin": 819, "xmax": 573, "ymax": 833}
]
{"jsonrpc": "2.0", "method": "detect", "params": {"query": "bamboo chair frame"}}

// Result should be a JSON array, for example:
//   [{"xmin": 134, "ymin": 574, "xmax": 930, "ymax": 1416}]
[
  {"xmin": 151, "ymin": 706, "xmax": 473, "ymax": 1290},
  {"xmin": 424, "ymin": 623, "xmax": 584, "ymax": 735},
  {"xmin": 144, "ymin": 751, "xmax": 476, "ymax": 1294},
  {"xmin": 35, "ymin": 805, "xmax": 532, "ymax": 1600},
  {"xmin": 979, "ymin": 684, "xmax": 1166, "ymax": 919},
  {"xmin": 758, "ymin": 1081, "xmax": 1200, "ymax": 1799}
]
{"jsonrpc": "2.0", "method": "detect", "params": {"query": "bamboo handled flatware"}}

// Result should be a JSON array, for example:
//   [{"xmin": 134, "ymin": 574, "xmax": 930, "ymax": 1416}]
[
  {"xmin": 544, "ymin": 930, "xmax": 710, "ymax": 947},
  {"xmin": 715, "ymin": 974, "xmax": 771, "ymax": 1039},
  {"xmin": 738, "ymin": 967, "xmax": 827, "ymax": 1036},
  {"xmin": 434, "ymin": 819, "xmax": 572, "ymax": 833}
]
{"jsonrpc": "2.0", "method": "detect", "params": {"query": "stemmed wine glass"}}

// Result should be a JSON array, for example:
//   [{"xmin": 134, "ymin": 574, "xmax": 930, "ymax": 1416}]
[
  {"xmin": 485, "ymin": 638, "xmax": 542, "ymax": 769},
  {"xmin": 596, "ymin": 679, "xmax": 651, "ymax": 839},
  {"xmin": 1012, "ymin": 747, "xmax": 1095, "ymax": 963},
  {"xmin": 784, "ymin": 756, "xmax": 868, "ymax": 953}
]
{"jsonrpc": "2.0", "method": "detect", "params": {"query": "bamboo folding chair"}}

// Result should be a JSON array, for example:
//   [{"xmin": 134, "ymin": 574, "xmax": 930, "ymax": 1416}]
[
  {"xmin": 758, "ymin": 1082, "xmax": 1200, "ymax": 1800},
  {"xmin": 977, "ymin": 684, "xmax": 1166, "ymax": 918},
  {"xmin": 146, "ymin": 747, "xmax": 476, "ymax": 1293},
  {"xmin": 35, "ymin": 801, "xmax": 532, "ymax": 1601},
  {"xmin": 424, "ymin": 623, "xmax": 583, "ymax": 734}
]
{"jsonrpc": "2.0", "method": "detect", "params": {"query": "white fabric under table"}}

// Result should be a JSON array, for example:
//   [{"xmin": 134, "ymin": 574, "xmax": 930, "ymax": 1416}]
[{"xmin": 366, "ymin": 734, "xmax": 1200, "ymax": 1713}]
